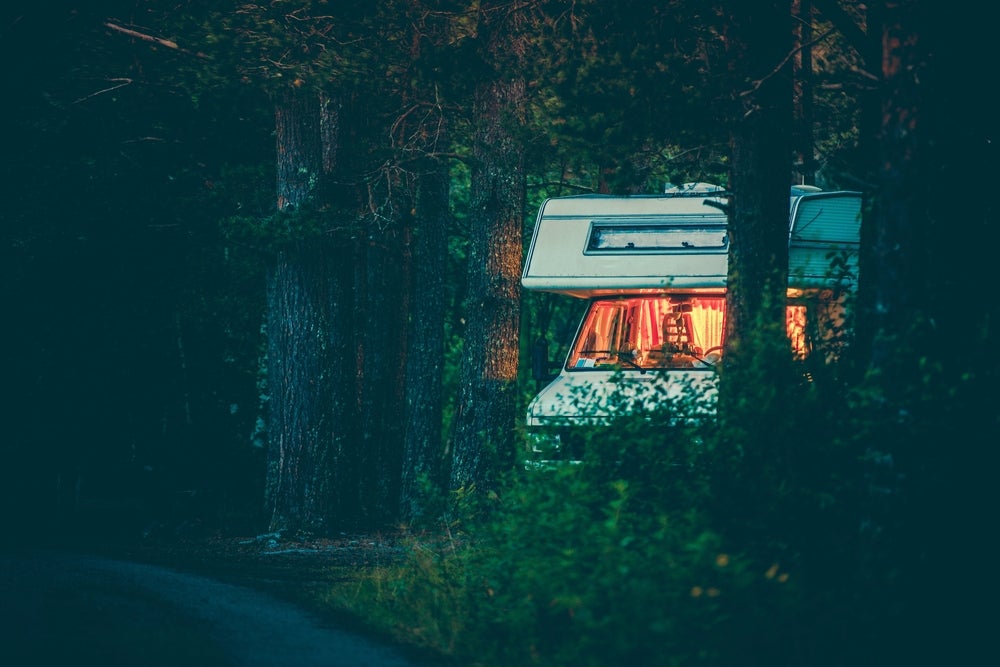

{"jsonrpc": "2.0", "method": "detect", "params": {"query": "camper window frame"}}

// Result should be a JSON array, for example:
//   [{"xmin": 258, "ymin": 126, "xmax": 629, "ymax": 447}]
[{"xmin": 584, "ymin": 217, "xmax": 729, "ymax": 255}]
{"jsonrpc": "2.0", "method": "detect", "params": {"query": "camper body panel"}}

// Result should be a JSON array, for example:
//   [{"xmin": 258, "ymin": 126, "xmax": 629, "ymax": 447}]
[
  {"xmin": 526, "ymin": 367, "xmax": 718, "ymax": 427},
  {"xmin": 788, "ymin": 190, "xmax": 863, "ymax": 288},
  {"xmin": 522, "ymin": 194, "xmax": 729, "ymax": 297}
]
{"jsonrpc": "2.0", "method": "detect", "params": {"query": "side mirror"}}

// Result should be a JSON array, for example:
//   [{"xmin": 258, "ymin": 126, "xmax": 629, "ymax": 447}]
[
  {"xmin": 532, "ymin": 337, "xmax": 550, "ymax": 382},
  {"xmin": 531, "ymin": 337, "xmax": 560, "ymax": 388}
]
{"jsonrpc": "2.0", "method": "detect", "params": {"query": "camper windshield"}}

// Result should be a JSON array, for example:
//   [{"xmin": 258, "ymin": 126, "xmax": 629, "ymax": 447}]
[
  {"xmin": 567, "ymin": 295, "xmax": 726, "ymax": 371},
  {"xmin": 565, "ymin": 291, "xmax": 840, "ymax": 372}
]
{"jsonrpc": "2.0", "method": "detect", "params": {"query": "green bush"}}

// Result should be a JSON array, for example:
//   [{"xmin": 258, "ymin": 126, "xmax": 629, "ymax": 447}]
[
  {"xmin": 335, "ymin": 309, "xmax": 988, "ymax": 666},
  {"xmin": 354, "ymin": 392, "xmax": 807, "ymax": 666}
]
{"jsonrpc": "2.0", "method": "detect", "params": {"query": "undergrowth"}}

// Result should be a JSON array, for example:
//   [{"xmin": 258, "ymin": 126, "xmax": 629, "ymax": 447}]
[
  {"xmin": 316, "ymin": 322, "xmax": 993, "ymax": 667},
  {"xmin": 320, "ymin": 405, "xmax": 807, "ymax": 666}
]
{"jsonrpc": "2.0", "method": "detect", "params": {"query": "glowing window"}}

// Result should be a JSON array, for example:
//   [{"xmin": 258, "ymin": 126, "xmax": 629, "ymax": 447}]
[{"xmin": 568, "ymin": 295, "xmax": 725, "ymax": 371}]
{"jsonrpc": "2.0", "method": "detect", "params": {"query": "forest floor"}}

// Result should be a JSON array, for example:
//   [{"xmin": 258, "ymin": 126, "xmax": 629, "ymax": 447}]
[
  {"xmin": 113, "ymin": 529, "xmax": 411, "ymax": 586},
  {"xmin": 100, "ymin": 527, "xmax": 414, "ymax": 619}
]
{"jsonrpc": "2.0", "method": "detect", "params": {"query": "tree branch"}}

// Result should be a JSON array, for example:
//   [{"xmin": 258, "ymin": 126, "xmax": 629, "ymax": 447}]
[
  {"xmin": 811, "ymin": 0, "xmax": 869, "ymax": 57},
  {"xmin": 742, "ymin": 27, "xmax": 836, "ymax": 99},
  {"xmin": 73, "ymin": 77, "xmax": 132, "ymax": 104},
  {"xmin": 104, "ymin": 21, "xmax": 207, "ymax": 58}
]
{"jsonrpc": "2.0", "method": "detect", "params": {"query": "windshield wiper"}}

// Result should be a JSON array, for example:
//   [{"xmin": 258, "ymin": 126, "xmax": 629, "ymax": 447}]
[
  {"xmin": 617, "ymin": 352, "xmax": 647, "ymax": 374},
  {"xmin": 690, "ymin": 346, "xmax": 724, "ymax": 367}
]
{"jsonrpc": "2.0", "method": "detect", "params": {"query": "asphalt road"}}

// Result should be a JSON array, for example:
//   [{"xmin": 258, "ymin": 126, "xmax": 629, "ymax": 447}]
[{"xmin": 0, "ymin": 549, "xmax": 422, "ymax": 667}]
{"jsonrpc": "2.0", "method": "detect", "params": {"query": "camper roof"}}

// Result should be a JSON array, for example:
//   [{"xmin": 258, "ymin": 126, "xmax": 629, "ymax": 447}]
[
  {"xmin": 521, "ymin": 191, "xmax": 730, "ymax": 297},
  {"xmin": 522, "ymin": 185, "xmax": 862, "ymax": 297}
]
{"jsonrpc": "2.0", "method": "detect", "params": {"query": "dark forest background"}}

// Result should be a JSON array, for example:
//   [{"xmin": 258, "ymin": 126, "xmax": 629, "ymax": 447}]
[{"xmin": 1, "ymin": 3, "xmax": 997, "ymax": 664}]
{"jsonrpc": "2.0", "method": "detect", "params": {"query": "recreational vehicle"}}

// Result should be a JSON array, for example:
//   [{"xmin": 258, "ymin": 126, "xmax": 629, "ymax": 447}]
[{"xmin": 521, "ymin": 183, "xmax": 862, "ymax": 450}]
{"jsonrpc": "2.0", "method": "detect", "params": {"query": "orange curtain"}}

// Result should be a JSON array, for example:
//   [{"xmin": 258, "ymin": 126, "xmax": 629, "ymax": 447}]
[
  {"xmin": 786, "ymin": 305, "xmax": 808, "ymax": 357},
  {"xmin": 689, "ymin": 298, "xmax": 725, "ymax": 352}
]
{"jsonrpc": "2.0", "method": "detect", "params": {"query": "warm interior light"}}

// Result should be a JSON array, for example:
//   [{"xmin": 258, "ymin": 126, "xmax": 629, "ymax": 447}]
[
  {"xmin": 567, "ymin": 293, "xmax": 838, "ymax": 371},
  {"xmin": 568, "ymin": 295, "xmax": 726, "ymax": 370},
  {"xmin": 786, "ymin": 305, "xmax": 809, "ymax": 358}
]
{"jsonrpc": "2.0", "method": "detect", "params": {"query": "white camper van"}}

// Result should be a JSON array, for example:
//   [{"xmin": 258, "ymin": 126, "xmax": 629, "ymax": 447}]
[{"xmin": 521, "ymin": 183, "xmax": 862, "ymax": 444}]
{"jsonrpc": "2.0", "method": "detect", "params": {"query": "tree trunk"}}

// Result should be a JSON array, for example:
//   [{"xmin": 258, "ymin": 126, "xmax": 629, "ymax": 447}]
[
  {"xmin": 450, "ymin": 72, "xmax": 526, "ymax": 493},
  {"xmin": 265, "ymin": 242, "xmax": 353, "ymax": 534},
  {"xmin": 355, "ymin": 192, "xmax": 409, "ymax": 528},
  {"xmin": 866, "ymin": 6, "xmax": 925, "ymax": 373},
  {"xmin": 720, "ymin": 2, "xmax": 795, "ymax": 386},
  {"xmin": 793, "ymin": 0, "xmax": 817, "ymax": 184},
  {"xmin": 847, "ymin": 1, "xmax": 884, "ymax": 373},
  {"xmin": 400, "ymin": 161, "xmax": 450, "ymax": 522},
  {"xmin": 858, "ymin": 6, "xmax": 997, "ymax": 663},
  {"xmin": 711, "ymin": 3, "xmax": 797, "ymax": 569},
  {"xmin": 264, "ymin": 88, "xmax": 355, "ymax": 535}
]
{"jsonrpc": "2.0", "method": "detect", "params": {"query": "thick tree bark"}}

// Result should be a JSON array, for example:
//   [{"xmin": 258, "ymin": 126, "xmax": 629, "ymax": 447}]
[
  {"xmin": 450, "ymin": 73, "xmax": 526, "ymax": 493},
  {"xmin": 264, "ymin": 88, "xmax": 355, "ymax": 535},
  {"xmin": 720, "ymin": 2, "xmax": 795, "ymax": 382},
  {"xmin": 400, "ymin": 162, "xmax": 450, "ymax": 522},
  {"xmin": 265, "ymin": 242, "xmax": 353, "ymax": 534}
]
